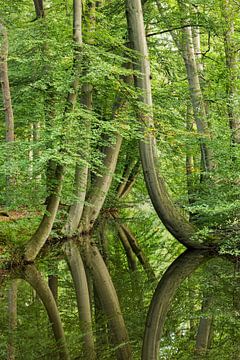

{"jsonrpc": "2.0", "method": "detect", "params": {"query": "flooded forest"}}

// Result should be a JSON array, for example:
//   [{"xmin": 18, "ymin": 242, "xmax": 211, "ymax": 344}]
[{"xmin": 0, "ymin": 0, "xmax": 240, "ymax": 359}]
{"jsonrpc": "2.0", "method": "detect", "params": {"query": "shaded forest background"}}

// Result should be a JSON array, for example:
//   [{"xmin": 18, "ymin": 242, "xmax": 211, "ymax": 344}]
[{"xmin": 0, "ymin": 0, "xmax": 240, "ymax": 359}]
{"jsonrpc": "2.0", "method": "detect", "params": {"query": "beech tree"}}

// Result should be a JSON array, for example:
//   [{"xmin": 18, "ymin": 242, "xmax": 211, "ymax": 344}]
[{"xmin": 0, "ymin": 0, "xmax": 240, "ymax": 359}]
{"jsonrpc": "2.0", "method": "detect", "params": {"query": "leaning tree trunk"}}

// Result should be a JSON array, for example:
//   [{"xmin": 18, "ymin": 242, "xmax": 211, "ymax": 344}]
[
  {"xmin": 142, "ymin": 250, "xmax": 211, "ymax": 360},
  {"xmin": 117, "ymin": 223, "xmax": 137, "ymax": 271},
  {"xmin": 85, "ymin": 243, "xmax": 132, "ymax": 360},
  {"xmin": 125, "ymin": 0, "xmax": 204, "ymax": 249},
  {"xmin": 24, "ymin": 163, "xmax": 63, "ymax": 262},
  {"xmin": 64, "ymin": 241, "xmax": 96, "ymax": 359},
  {"xmin": 23, "ymin": 265, "xmax": 70, "ymax": 360}
]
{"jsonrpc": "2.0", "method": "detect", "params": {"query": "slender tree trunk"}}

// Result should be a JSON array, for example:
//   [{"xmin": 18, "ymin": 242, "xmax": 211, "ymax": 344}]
[
  {"xmin": 81, "ymin": 134, "xmax": 123, "ymax": 230},
  {"xmin": 142, "ymin": 250, "xmax": 211, "ymax": 360},
  {"xmin": 63, "ymin": 0, "xmax": 90, "ymax": 235},
  {"xmin": 126, "ymin": 0, "xmax": 201, "ymax": 249},
  {"xmin": 157, "ymin": 1, "xmax": 212, "ymax": 173},
  {"xmin": 85, "ymin": 243, "xmax": 132, "ymax": 360},
  {"xmin": 180, "ymin": 24, "xmax": 212, "ymax": 173},
  {"xmin": 0, "ymin": 23, "xmax": 15, "ymax": 204},
  {"xmin": 117, "ymin": 159, "xmax": 140, "ymax": 199},
  {"xmin": 0, "ymin": 24, "xmax": 14, "ymax": 143},
  {"xmin": 195, "ymin": 296, "xmax": 213, "ymax": 356},
  {"xmin": 23, "ymin": 265, "xmax": 70, "ymax": 360},
  {"xmin": 48, "ymin": 274, "xmax": 58, "ymax": 305},
  {"xmin": 117, "ymin": 223, "xmax": 137, "ymax": 271},
  {"xmin": 24, "ymin": 163, "xmax": 63, "ymax": 262},
  {"xmin": 122, "ymin": 224, "xmax": 156, "ymax": 280},
  {"xmin": 7, "ymin": 279, "xmax": 19, "ymax": 360},
  {"xmin": 222, "ymin": 0, "xmax": 240, "ymax": 146},
  {"xmin": 64, "ymin": 241, "xmax": 96, "ymax": 359}
]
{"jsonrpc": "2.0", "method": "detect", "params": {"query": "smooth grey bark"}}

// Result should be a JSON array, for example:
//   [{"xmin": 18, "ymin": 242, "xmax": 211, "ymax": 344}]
[
  {"xmin": 126, "ymin": 0, "xmax": 203, "ymax": 249},
  {"xmin": 63, "ymin": 0, "xmax": 90, "ymax": 235},
  {"xmin": 156, "ymin": 1, "xmax": 212, "ymax": 172},
  {"xmin": 64, "ymin": 241, "xmax": 96, "ymax": 359},
  {"xmin": 195, "ymin": 295, "xmax": 213, "ymax": 356},
  {"xmin": 180, "ymin": 24, "xmax": 212, "ymax": 173},
  {"xmin": 24, "ymin": 164, "xmax": 63, "ymax": 262},
  {"xmin": 86, "ymin": 243, "xmax": 132, "ymax": 360},
  {"xmin": 7, "ymin": 279, "xmax": 19, "ymax": 360},
  {"xmin": 117, "ymin": 223, "xmax": 137, "ymax": 271},
  {"xmin": 121, "ymin": 224, "xmax": 156, "ymax": 280},
  {"xmin": 222, "ymin": 0, "xmax": 240, "ymax": 145},
  {"xmin": 24, "ymin": 265, "xmax": 69, "ymax": 360},
  {"xmin": 81, "ymin": 134, "xmax": 123, "ymax": 231},
  {"xmin": 117, "ymin": 159, "xmax": 140, "ymax": 199},
  {"xmin": 48, "ymin": 274, "xmax": 58, "ymax": 305},
  {"xmin": 0, "ymin": 23, "xmax": 14, "ymax": 143},
  {"xmin": 142, "ymin": 250, "xmax": 211, "ymax": 360}
]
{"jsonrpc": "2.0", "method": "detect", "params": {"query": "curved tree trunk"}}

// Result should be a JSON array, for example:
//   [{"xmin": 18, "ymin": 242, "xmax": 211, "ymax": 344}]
[
  {"xmin": 85, "ymin": 243, "xmax": 132, "ymax": 360},
  {"xmin": 142, "ymin": 250, "xmax": 211, "ymax": 360},
  {"xmin": 125, "ymin": 0, "xmax": 202, "ymax": 249},
  {"xmin": 23, "ymin": 265, "xmax": 70, "ymax": 360},
  {"xmin": 64, "ymin": 241, "xmax": 96, "ymax": 359},
  {"xmin": 24, "ymin": 164, "xmax": 63, "ymax": 262}
]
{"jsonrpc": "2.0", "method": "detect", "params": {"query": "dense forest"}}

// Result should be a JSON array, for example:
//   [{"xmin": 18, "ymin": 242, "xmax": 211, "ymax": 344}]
[{"xmin": 0, "ymin": 0, "xmax": 240, "ymax": 359}]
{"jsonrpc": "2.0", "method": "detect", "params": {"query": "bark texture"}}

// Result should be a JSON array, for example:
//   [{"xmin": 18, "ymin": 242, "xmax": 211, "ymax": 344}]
[
  {"xmin": 64, "ymin": 241, "xmax": 96, "ymax": 359},
  {"xmin": 86, "ymin": 243, "xmax": 132, "ymax": 360},
  {"xmin": 0, "ymin": 24, "xmax": 14, "ymax": 142},
  {"xmin": 126, "ymin": 0, "xmax": 202, "ymax": 248}
]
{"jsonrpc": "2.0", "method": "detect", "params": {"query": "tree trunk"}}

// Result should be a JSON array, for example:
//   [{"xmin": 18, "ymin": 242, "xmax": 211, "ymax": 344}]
[
  {"xmin": 81, "ymin": 134, "xmax": 123, "ymax": 230},
  {"xmin": 7, "ymin": 279, "xmax": 19, "ymax": 360},
  {"xmin": 48, "ymin": 274, "xmax": 58, "ymax": 305},
  {"xmin": 142, "ymin": 250, "xmax": 211, "ymax": 360},
  {"xmin": 122, "ymin": 223, "xmax": 156, "ymax": 280},
  {"xmin": 181, "ymin": 24, "xmax": 212, "ymax": 173},
  {"xmin": 125, "ymin": 0, "xmax": 200, "ymax": 249},
  {"xmin": 64, "ymin": 240, "xmax": 96, "ymax": 359},
  {"xmin": 63, "ymin": 0, "xmax": 90, "ymax": 235},
  {"xmin": 222, "ymin": 0, "xmax": 240, "ymax": 146},
  {"xmin": 0, "ymin": 24, "xmax": 14, "ymax": 143},
  {"xmin": 117, "ymin": 223, "xmax": 137, "ymax": 271},
  {"xmin": 23, "ymin": 265, "xmax": 70, "ymax": 360},
  {"xmin": 85, "ymin": 243, "xmax": 132, "ymax": 360},
  {"xmin": 33, "ymin": 0, "xmax": 44, "ymax": 19},
  {"xmin": 195, "ymin": 295, "xmax": 213, "ymax": 356},
  {"xmin": 24, "ymin": 164, "xmax": 63, "ymax": 262},
  {"xmin": 195, "ymin": 320, "xmax": 213, "ymax": 356}
]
